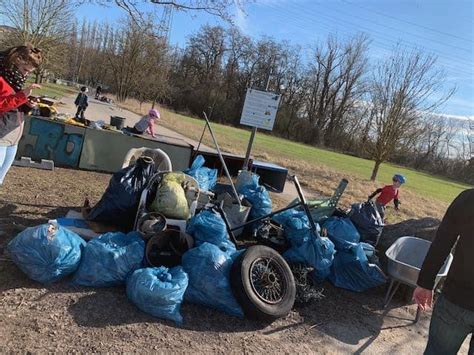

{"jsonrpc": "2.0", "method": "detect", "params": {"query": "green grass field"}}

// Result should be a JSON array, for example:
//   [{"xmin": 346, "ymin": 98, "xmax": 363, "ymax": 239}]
[
  {"xmin": 26, "ymin": 79, "xmax": 76, "ymax": 99},
  {"xmin": 162, "ymin": 109, "xmax": 471, "ymax": 204}
]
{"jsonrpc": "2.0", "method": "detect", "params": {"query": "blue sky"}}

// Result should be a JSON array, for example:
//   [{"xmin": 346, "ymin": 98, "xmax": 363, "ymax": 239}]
[{"xmin": 78, "ymin": 0, "xmax": 473, "ymax": 117}]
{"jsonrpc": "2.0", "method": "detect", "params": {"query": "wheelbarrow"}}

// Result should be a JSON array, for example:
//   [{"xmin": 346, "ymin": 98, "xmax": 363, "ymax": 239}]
[{"xmin": 383, "ymin": 236, "xmax": 453, "ymax": 322}]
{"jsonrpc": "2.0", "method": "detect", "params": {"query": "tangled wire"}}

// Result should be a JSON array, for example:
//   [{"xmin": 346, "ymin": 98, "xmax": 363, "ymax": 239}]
[{"xmin": 290, "ymin": 263, "xmax": 325, "ymax": 304}]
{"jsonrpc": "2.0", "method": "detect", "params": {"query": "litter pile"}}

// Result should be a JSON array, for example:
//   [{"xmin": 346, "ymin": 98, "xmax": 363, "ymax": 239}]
[{"xmin": 7, "ymin": 154, "xmax": 389, "ymax": 325}]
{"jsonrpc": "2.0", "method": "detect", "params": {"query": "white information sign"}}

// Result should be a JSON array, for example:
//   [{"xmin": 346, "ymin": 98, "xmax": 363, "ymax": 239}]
[{"xmin": 240, "ymin": 88, "xmax": 281, "ymax": 131}]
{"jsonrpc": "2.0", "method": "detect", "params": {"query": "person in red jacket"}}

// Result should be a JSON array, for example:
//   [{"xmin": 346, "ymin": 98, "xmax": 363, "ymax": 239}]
[
  {"xmin": 368, "ymin": 174, "xmax": 406, "ymax": 219},
  {"xmin": 0, "ymin": 44, "xmax": 42, "ymax": 186}
]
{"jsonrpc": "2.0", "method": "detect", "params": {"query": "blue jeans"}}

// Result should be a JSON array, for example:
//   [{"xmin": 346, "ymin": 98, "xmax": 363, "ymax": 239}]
[
  {"xmin": 0, "ymin": 145, "xmax": 17, "ymax": 185},
  {"xmin": 425, "ymin": 295, "xmax": 474, "ymax": 355}
]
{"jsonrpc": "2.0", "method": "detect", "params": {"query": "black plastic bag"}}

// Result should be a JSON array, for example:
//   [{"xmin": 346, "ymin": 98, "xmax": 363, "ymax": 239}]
[
  {"xmin": 349, "ymin": 201, "xmax": 384, "ymax": 245},
  {"xmin": 88, "ymin": 157, "xmax": 155, "ymax": 230}
]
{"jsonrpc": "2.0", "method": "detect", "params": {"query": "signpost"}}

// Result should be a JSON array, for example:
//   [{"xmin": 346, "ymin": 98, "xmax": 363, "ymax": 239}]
[{"xmin": 241, "ymin": 88, "xmax": 281, "ymax": 169}]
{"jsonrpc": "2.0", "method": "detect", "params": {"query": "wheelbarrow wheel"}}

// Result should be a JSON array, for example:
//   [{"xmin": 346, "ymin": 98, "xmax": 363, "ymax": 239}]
[{"xmin": 230, "ymin": 245, "xmax": 296, "ymax": 322}]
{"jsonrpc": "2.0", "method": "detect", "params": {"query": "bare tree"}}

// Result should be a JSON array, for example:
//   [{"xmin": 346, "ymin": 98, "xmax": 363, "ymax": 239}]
[
  {"xmin": 106, "ymin": 17, "xmax": 170, "ymax": 102},
  {"xmin": 81, "ymin": 0, "xmax": 247, "ymax": 22},
  {"xmin": 0, "ymin": 0, "xmax": 75, "ymax": 82},
  {"xmin": 367, "ymin": 47, "xmax": 455, "ymax": 180},
  {"xmin": 302, "ymin": 34, "xmax": 369, "ymax": 145}
]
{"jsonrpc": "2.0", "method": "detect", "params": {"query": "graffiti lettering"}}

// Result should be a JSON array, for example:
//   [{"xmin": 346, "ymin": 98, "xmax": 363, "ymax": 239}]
[{"xmin": 23, "ymin": 118, "xmax": 85, "ymax": 167}]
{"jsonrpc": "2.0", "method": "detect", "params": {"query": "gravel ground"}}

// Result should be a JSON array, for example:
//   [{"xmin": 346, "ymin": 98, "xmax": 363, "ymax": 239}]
[{"xmin": 0, "ymin": 166, "xmax": 470, "ymax": 354}]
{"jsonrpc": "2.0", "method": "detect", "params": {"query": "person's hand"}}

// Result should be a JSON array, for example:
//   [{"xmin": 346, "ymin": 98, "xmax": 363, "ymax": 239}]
[
  {"xmin": 413, "ymin": 287, "xmax": 433, "ymax": 311},
  {"xmin": 22, "ymin": 84, "xmax": 41, "ymax": 97}
]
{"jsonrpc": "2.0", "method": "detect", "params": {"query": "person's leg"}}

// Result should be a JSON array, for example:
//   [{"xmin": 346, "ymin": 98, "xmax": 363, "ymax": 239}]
[
  {"xmin": 0, "ymin": 146, "xmax": 7, "ymax": 186},
  {"xmin": 127, "ymin": 127, "xmax": 141, "ymax": 134},
  {"xmin": 75, "ymin": 106, "xmax": 81, "ymax": 119},
  {"xmin": 375, "ymin": 202, "xmax": 385, "ymax": 220},
  {"xmin": 0, "ymin": 145, "xmax": 17, "ymax": 185},
  {"xmin": 424, "ymin": 295, "xmax": 471, "ymax": 355}
]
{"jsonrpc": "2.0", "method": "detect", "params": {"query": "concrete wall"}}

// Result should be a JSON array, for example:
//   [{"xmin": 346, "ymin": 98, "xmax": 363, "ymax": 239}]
[
  {"xmin": 79, "ymin": 129, "xmax": 193, "ymax": 173},
  {"xmin": 17, "ymin": 116, "xmax": 86, "ymax": 167},
  {"xmin": 17, "ymin": 116, "xmax": 194, "ymax": 173}
]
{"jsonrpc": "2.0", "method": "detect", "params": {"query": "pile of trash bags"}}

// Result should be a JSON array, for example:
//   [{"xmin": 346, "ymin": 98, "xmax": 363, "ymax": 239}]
[
  {"xmin": 7, "ymin": 223, "xmax": 190, "ymax": 325},
  {"xmin": 7, "ymin": 210, "xmax": 242, "ymax": 325},
  {"xmin": 7, "ymin": 153, "xmax": 388, "ymax": 325},
  {"xmin": 273, "ymin": 208, "xmax": 386, "ymax": 292},
  {"xmin": 322, "ymin": 216, "xmax": 386, "ymax": 292}
]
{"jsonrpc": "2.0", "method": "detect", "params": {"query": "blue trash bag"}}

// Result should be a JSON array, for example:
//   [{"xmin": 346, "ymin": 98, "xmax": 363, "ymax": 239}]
[
  {"xmin": 7, "ymin": 223, "xmax": 86, "ymax": 284},
  {"xmin": 349, "ymin": 201, "xmax": 384, "ymax": 245},
  {"xmin": 88, "ymin": 157, "xmax": 155, "ymax": 231},
  {"xmin": 182, "ymin": 242, "xmax": 244, "ymax": 318},
  {"xmin": 186, "ymin": 210, "xmax": 235, "ymax": 251},
  {"xmin": 126, "ymin": 266, "xmax": 188, "ymax": 325},
  {"xmin": 322, "ymin": 217, "xmax": 360, "ymax": 251},
  {"xmin": 284, "ymin": 233, "xmax": 335, "ymax": 283},
  {"xmin": 273, "ymin": 208, "xmax": 335, "ymax": 282},
  {"xmin": 73, "ymin": 231, "xmax": 145, "ymax": 287},
  {"xmin": 328, "ymin": 243, "xmax": 387, "ymax": 292},
  {"xmin": 273, "ymin": 208, "xmax": 314, "ymax": 247},
  {"xmin": 236, "ymin": 172, "xmax": 272, "ymax": 220},
  {"xmin": 184, "ymin": 155, "xmax": 217, "ymax": 191}
]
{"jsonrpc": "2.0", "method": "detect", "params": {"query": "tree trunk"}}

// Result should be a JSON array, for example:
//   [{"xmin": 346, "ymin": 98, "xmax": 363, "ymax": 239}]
[{"xmin": 370, "ymin": 160, "xmax": 382, "ymax": 181}]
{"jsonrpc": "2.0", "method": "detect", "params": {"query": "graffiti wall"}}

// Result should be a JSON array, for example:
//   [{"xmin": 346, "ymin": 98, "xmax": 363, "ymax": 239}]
[{"xmin": 17, "ymin": 117, "xmax": 86, "ymax": 167}]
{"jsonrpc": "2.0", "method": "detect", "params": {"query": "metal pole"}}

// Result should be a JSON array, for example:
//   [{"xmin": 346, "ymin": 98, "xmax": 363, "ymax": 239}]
[
  {"xmin": 242, "ymin": 127, "xmax": 256, "ymax": 170},
  {"xmin": 242, "ymin": 62, "xmax": 273, "ymax": 171},
  {"xmin": 193, "ymin": 124, "xmax": 207, "ymax": 159},
  {"xmin": 293, "ymin": 175, "xmax": 318, "ymax": 233},
  {"xmin": 202, "ymin": 112, "xmax": 242, "ymax": 207}
]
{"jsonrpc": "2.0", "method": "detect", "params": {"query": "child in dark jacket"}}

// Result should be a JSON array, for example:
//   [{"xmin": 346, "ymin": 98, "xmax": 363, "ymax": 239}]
[
  {"xmin": 368, "ymin": 174, "xmax": 406, "ymax": 219},
  {"xmin": 74, "ymin": 86, "xmax": 88, "ymax": 123}
]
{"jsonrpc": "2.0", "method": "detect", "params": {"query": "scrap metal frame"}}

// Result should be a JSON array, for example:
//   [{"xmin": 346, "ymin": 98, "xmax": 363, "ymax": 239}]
[{"xmin": 217, "ymin": 175, "xmax": 318, "ymax": 247}]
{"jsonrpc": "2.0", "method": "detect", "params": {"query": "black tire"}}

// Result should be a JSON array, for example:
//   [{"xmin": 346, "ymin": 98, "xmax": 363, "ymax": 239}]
[{"xmin": 231, "ymin": 245, "xmax": 296, "ymax": 322}]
